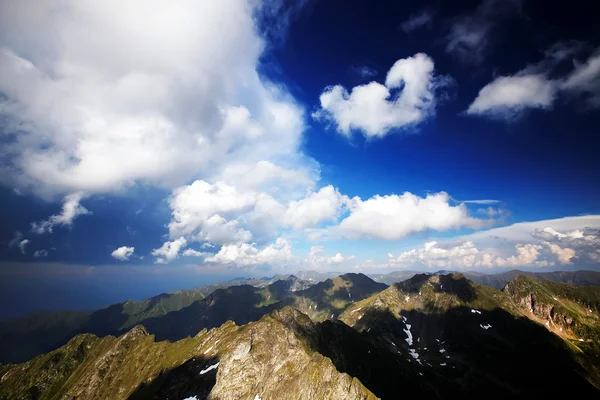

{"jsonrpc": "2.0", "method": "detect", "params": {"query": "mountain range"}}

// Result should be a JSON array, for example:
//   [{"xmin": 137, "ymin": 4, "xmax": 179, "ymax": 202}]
[{"xmin": 1, "ymin": 270, "xmax": 599, "ymax": 399}]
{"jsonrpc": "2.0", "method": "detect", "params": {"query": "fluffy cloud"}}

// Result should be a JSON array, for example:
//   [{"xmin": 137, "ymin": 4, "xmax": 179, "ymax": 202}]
[
  {"xmin": 283, "ymin": 186, "xmax": 349, "ymax": 230},
  {"xmin": 400, "ymin": 10, "xmax": 433, "ymax": 33},
  {"xmin": 445, "ymin": 0, "xmax": 523, "ymax": 64},
  {"xmin": 205, "ymin": 237, "xmax": 293, "ymax": 267},
  {"xmin": 314, "ymin": 53, "xmax": 450, "ymax": 138},
  {"xmin": 387, "ymin": 241, "xmax": 551, "ymax": 270},
  {"xmin": 167, "ymin": 180, "xmax": 285, "ymax": 246},
  {"xmin": 152, "ymin": 237, "xmax": 187, "ymax": 264},
  {"xmin": 467, "ymin": 74, "xmax": 557, "ymax": 118},
  {"xmin": 305, "ymin": 245, "xmax": 356, "ymax": 269},
  {"xmin": 31, "ymin": 193, "xmax": 91, "ymax": 234},
  {"xmin": 335, "ymin": 191, "xmax": 491, "ymax": 240},
  {"xmin": 182, "ymin": 249, "xmax": 206, "ymax": 257},
  {"xmin": 111, "ymin": 246, "xmax": 135, "ymax": 261},
  {"xmin": 382, "ymin": 218, "xmax": 600, "ymax": 270},
  {"xmin": 0, "ymin": 0, "xmax": 310, "ymax": 206}
]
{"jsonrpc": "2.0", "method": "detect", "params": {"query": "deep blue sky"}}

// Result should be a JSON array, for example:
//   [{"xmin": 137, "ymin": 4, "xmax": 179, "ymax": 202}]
[{"xmin": 0, "ymin": 0, "xmax": 599, "ymax": 319}]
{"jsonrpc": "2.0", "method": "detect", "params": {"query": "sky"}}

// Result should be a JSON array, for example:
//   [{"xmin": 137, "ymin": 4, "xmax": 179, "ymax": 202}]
[{"xmin": 1, "ymin": 0, "xmax": 600, "ymax": 318}]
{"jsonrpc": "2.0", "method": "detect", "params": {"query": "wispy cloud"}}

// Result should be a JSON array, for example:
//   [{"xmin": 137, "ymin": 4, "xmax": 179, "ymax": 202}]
[
  {"xmin": 445, "ymin": 0, "xmax": 523, "ymax": 65},
  {"xmin": 400, "ymin": 10, "xmax": 433, "ymax": 33}
]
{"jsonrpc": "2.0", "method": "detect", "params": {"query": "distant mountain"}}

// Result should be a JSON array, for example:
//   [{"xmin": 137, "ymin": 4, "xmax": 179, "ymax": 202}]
[
  {"xmin": 296, "ymin": 270, "xmax": 341, "ymax": 282},
  {"xmin": 3, "ymin": 274, "xmax": 598, "ymax": 399},
  {"xmin": 0, "ymin": 273, "xmax": 381, "ymax": 363},
  {"xmin": 0, "ymin": 275, "xmax": 310, "ymax": 363},
  {"xmin": 128, "ymin": 273, "xmax": 386, "ymax": 342},
  {"xmin": 367, "ymin": 269, "xmax": 600, "ymax": 289},
  {"xmin": 465, "ymin": 269, "xmax": 600, "ymax": 289},
  {"xmin": 366, "ymin": 270, "xmax": 422, "ymax": 285}
]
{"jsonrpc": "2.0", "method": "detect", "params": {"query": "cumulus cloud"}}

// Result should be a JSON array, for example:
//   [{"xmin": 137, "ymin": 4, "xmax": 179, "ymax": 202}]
[
  {"xmin": 314, "ymin": 53, "xmax": 451, "ymax": 138},
  {"xmin": 446, "ymin": 0, "xmax": 523, "ymax": 64},
  {"xmin": 31, "ymin": 193, "xmax": 91, "ymax": 234},
  {"xmin": 400, "ymin": 10, "xmax": 433, "ymax": 33},
  {"xmin": 18, "ymin": 239, "xmax": 30, "ymax": 255},
  {"xmin": 284, "ymin": 186, "xmax": 349, "ymax": 230},
  {"xmin": 381, "ymin": 218, "xmax": 600, "ymax": 270},
  {"xmin": 111, "ymin": 246, "xmax": 135, "ymax": 261},
  {"xmin": 152, "ymin": 237, "xmax": 187, "ymax": 264},
  {"xmin": 305, "ymin": 245, "xmax": 356, "ymax": 269},
  {"xmin": 0, "ymin": 0, "xmax": 311, "ymax": 213},
  {"xmin": 182, "ymin": 249, "xmax": 206, "ymax": 257},
  {"xmin": 335, "ymin": 191, "xmax": 492, "ymax": 240},
  {"xmin": 205, "ymin": 237, "xmax": 293, "ymax": 267},
  {"xmin": 384, "ymin": 241, "xmax": 552, "ymax": 270},
  {"xmin": 467, "ymin": 74, "xmax": 557, "ymax": 118},
  {"xmin": 167, "ymin": 180, "xmax": 285, "ymax": 246}
]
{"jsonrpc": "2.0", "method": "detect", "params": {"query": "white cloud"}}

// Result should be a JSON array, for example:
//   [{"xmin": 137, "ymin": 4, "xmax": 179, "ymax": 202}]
[
  {"xmin": 33, "ymin": 249, "xmax": 49, "ymax": 258},
  {"xmin": 314, "ymin": 53, "xmax": 450, "ymax": 138},
  {"xmin": 18, "ymin": 239, "xmax": 30, "ymax": 255},
  {"xmin": 305, "ymin": 245, "xmax": 356, "ymax": 269},
  {"xmin": 111, "ymin": 246, "xmax": 135, "ymax": 261},
  {"xmin": 467, "ymin": 44, "xmax": 600, "ymax": 119},
  {"xmin": 283, "ymin": 186, "xmax": 348, "ymax": 230},
  {"xmin": 400, "ymin": 10, "xmax": 433, "ymax": 33},
  {"xmin": 377, "ymin": 217, "xmax": 600, "ymax": 269},
  {"xmin": 0, "ymin": 0, "xmax": 310, "ymax": 203},
  {"xmin": 31, "ymin": 192, "xmax": 91, "ymax": 234},
  {"xmin": 467, "ymin": 74, "xmax": 557, "ymax": 118},
  {"xmin": 182, "ymin": 249, "xmax": 206, "ymax": 257},
  {"xmin": 152, "ymin": 237, "xmax": 187, "ymax": 264},
  {"xmin": 167, "ymin": 180, "xmax": 285, "ymax": 246},
  {"xmin": 335, "ymin": 191, "xmax": 491, "ymax": 240},
  {"xmin": 205, "ymin": 237, "xmax": 293, "ymax": 267},
  {"xmin": 383, "ymin": 241, "xmax": 551, "ymax": 270},
  {"xmin": 445, "ymin": 0, "xmax": 523, "ymax": 64}
]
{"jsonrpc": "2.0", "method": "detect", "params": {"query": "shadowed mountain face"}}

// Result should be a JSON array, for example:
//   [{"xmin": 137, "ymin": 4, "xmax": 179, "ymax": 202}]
[
  {"xmin": 2, "ymin": 275, "xmax": 599, "ymax": 399},
  {"xmin": 0, "ymin": 274, "xmax": 384, "ymax": 363}
]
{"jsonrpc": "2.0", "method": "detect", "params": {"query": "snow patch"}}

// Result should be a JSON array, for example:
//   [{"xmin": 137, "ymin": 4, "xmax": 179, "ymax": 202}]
[
  {"xmin": 184, "ymin": 397, "xmax": 199, "ymax": 400},
  {"xmin": 254, "ymin": 395, "xmax": 262, "ymax": 400},
  {"xmin": 203, "ymin": 346, "xmax": 213, "ymax": 355},
  {"xmin": 351, "ymin": 307, "xmax": 362, "ymax": 314},
  {"xmin": 471, "ymin": 309, "xmax": 481, "ymax": 314},
  {"xmin": 439, "ymin": 348, "xmax": 446, "ymax": 354},
  {"xmin": 440, "ymin": 363, "xmax": 446, "ymax": 366},
  {"xmin": 200, "ymin": 362, "xmax": 219, "ymax": 375},
  {"xmin": 579, "ymin": 339, "xmax": 584, "ymax": 342},
  {"xmin": 480, "ymin": 324, "xmax": 492, "ymax": 330},
  {"xmin": 404, "ymin": 323, "xmax": 414, "ymax": 346},
  {"xmin": 409, "ymin": 348, "xmax": 420, "ymax": 363},
  {"xmin": 545, "ymin": 321, "xmax": 549, "ymax": 327},
  {"xmin": 405, "ymin": 296, "xmax": 410, "ymax": 301}
]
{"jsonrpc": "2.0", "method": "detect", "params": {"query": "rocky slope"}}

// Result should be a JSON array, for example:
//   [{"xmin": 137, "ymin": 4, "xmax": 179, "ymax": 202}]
[{"xmin": 0, "ymin": 308, "xmax": 377, "ymax": 400}]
